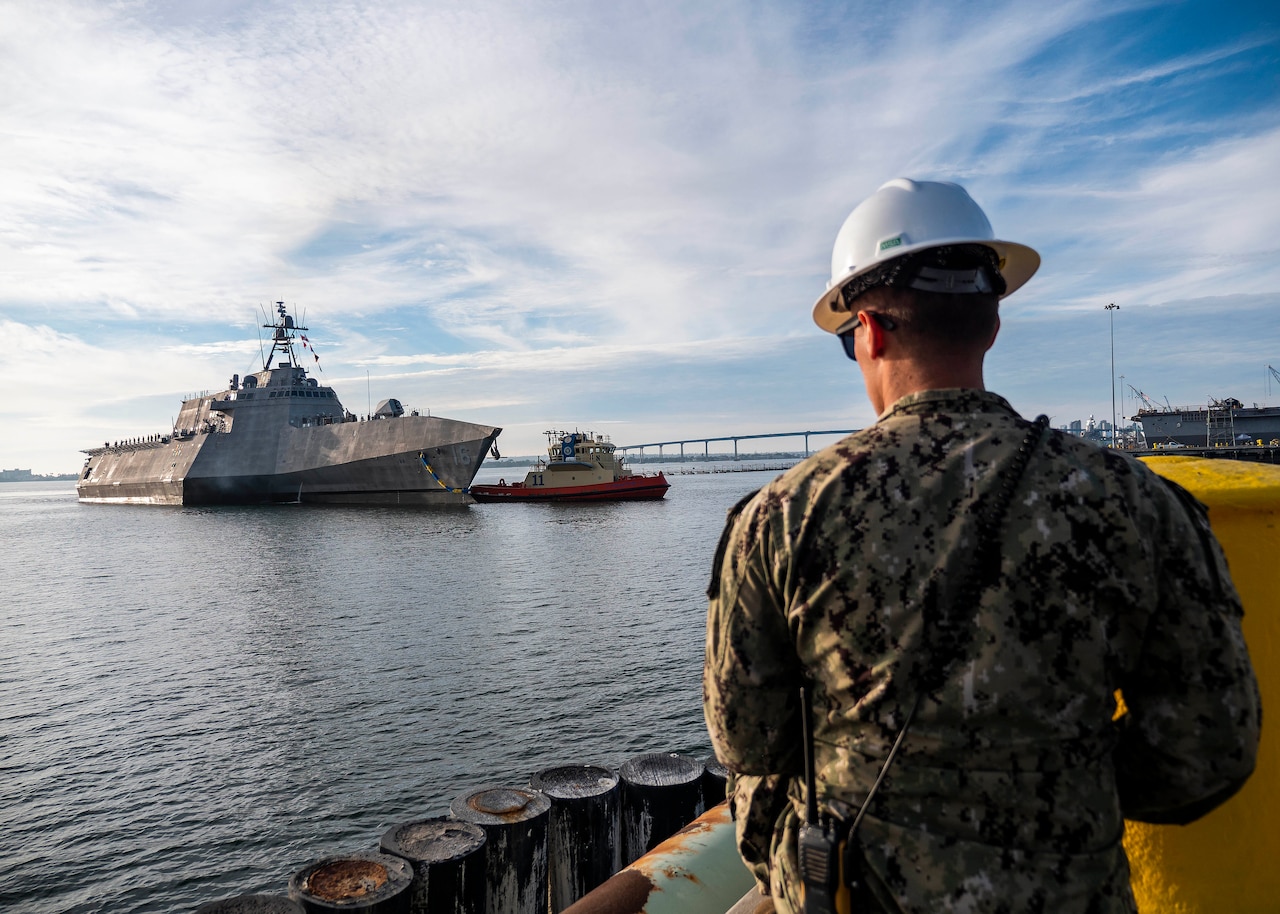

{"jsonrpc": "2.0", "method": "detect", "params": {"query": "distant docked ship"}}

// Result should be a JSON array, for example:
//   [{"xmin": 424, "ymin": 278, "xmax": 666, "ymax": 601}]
[
  {"xmin": 471, "ymin": 430, "xmax": 669, "ymax": 502},
  {"xmin": 1134, "ymin": 398, "xmax": 1280, "ymax": 448},
  {"xmin": 77, "ymin": 303, "xmax": 501, "ymax": 505}
]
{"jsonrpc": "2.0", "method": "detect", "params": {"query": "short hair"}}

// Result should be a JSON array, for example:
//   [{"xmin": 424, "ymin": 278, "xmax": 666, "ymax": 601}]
[{"xmin": 855, "ymin": 285, "xmax": 999, "ymax": 354}]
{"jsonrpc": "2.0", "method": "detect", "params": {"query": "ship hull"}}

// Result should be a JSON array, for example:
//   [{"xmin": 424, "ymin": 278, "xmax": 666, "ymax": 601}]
[{"xmin": 471, "ymin": 473, "xmax": 669, "ymax": 503}]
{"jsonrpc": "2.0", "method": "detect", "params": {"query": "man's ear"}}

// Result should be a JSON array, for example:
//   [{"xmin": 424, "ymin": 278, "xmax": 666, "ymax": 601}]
[{"xmin": 859, "ymin": 310, "xmax": 889, "ymax": 360}]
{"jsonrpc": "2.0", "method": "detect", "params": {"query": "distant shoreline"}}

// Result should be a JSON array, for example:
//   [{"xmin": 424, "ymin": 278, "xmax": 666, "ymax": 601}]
[{"xmin": 0, "ymin": 470, "xmax": 78, "ymax": 483}]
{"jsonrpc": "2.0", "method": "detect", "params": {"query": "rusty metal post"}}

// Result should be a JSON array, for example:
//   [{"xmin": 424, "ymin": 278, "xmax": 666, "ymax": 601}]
[
  {"xmin": 531, "ymin": 765, "xmax": 621, "ymax": 912},
  {"xmin": 380, "ymin": 817, "xmax": 486, "ymax": 914},
  {"xmin": 450, "ymin": 786, "xmax": 551, "ymax": 914},
  {"xmin": 618, "ymin": 753, "xmax": 704, "ymax": 865},
  {"xmin": 288, "ymin": 852, "xmax": 414, "ymax": 913},
  {"xmin": 195, "ymin": 897, "xmax": 304, "ymax": 913}
]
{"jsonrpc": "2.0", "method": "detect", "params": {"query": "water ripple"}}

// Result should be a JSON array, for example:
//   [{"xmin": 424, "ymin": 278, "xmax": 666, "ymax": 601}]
[{"xmin": 0, "ymin": 469, "xmax": 778, "ymax": 912}]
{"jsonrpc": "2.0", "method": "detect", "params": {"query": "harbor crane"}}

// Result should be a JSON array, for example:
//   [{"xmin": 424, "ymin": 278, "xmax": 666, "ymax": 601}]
[{"xmin": 1127, "ymin": 385, "xmax": 1162, "ymax": 412}]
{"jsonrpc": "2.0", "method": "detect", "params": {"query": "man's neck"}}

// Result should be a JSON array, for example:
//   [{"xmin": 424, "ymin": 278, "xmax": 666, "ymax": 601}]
[{"xmin": 866, "ymin": 359, "xmax": 986, "ymax": 414}]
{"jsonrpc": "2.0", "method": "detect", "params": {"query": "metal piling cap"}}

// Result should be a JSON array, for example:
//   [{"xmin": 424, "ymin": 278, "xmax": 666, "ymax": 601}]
[
  {"xmin": 450, "ymin": 785, "xmax": 551, "ymax": 824},
  {"xmin": 380, "ymin": 817, "xmax": 486, "ymax": 863},
  {"xmin": 619, "ymin": 753, "xmax": 703, "ymax": 788},
  {"xmin": 531, "ymin": 764, "xmax": 620, "ymax": 799}
]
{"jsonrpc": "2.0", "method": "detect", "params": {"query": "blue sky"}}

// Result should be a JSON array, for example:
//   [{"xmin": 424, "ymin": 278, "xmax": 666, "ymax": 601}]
[{"xmin": 2, "ymin": 0, "xmax": 1278, "ymax": 472}]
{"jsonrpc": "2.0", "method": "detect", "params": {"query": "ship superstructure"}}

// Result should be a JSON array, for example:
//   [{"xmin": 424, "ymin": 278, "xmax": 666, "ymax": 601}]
[{"xmin": 77, "ymin": 303, "xmax": 500, "ymax": 505}]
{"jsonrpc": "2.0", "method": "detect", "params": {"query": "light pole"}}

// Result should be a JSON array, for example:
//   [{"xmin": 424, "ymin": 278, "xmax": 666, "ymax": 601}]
[
  {"xmin": 1106, "ymin": 303, "xmax": 1120, "ymax": 447},
  {"xmin": 1119, "ymin": 375, "xmax": 1126, "ymax": 447}
]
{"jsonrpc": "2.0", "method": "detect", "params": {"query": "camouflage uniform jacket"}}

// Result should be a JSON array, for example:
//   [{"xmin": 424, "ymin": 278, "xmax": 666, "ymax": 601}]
[{"xmin": 703, "ymin": 389, "xmax": 1260, "ymax": 914}]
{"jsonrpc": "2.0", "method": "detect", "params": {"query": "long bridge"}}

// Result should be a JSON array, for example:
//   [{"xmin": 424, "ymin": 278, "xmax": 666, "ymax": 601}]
[
  {"xmin": 615, "ymin": 429, "xmax": 857, "ymax": 460},
  {"xmin": 614, "ymin": 432, "xmax": 1280, "ymax": 466}
]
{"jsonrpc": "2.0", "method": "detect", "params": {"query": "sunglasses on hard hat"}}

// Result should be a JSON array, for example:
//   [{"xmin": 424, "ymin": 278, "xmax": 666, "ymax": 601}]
[{"xmin": 838, "ymin": 311, "xmax": 897, "ymax": 361}]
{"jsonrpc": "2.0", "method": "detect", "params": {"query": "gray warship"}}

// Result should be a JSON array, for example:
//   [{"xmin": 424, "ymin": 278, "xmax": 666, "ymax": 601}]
[
  {"xmin": 77, "ymin": 303, "xmax": 501, "ymax": 505},
  {"xmin": 1134, "ymin": 399, "xmax": 1280, "ymax": 448}
]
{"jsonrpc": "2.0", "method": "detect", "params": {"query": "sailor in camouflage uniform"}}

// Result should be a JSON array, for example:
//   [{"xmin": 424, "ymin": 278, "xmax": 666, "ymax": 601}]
[{"xmin": 703, "ymin": 179, "xmax": 1261, "ymax": 914}]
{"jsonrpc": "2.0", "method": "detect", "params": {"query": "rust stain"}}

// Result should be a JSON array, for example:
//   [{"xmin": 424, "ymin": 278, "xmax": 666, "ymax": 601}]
[
  {"xmin": 657, "ymin": 864, "xmax": 702, "ymax": 884},
  {"xmin": 306, "ymin": 859, "xmax": 388, "ymax": 900},
  {"xmin": 556, "ymin": 804, "xmax": 734, "ymax": 913},
  {"xmin": 630, "ymin": 803, "xmax": 731, "ymax": 876},
  {"xmin": 470, "ymin": 788, "xmax": 532, "ymax": 817},
  {"xmin": 561, "ymin": 869, "xmax": 655, "ymax": 914}
]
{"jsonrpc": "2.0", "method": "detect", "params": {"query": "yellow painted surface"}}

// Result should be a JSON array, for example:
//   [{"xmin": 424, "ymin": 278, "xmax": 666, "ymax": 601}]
[{"xmin": 1129, "ymin": 457, "xmax": 1280, "ymax": 913}]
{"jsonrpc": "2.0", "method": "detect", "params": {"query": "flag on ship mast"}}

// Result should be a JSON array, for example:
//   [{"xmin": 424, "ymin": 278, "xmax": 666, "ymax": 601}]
[{"xmin": 298, "ymin": 333, "xmax": 322, "ymax": 370}]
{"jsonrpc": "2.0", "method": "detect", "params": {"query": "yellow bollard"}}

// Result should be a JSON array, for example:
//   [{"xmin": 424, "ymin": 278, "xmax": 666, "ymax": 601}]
[{"xmin": 1131, "ymin": 457, "xmax": 1280, "ymax": 913}]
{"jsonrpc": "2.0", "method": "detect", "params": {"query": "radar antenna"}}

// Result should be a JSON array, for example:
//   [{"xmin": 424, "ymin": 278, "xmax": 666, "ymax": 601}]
[{"xmin": 262, "ymin": 301, "xmax": 309, "ymax": 372}]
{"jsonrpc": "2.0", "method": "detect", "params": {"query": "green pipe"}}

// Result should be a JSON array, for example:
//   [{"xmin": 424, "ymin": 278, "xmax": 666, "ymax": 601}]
[{"xmin": 562, "ymin": 803, "xmax": 755, "ymax": 914}]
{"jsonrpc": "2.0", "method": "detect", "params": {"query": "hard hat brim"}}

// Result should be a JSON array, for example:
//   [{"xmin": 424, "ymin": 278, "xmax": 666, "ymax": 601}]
[{"xmin": 811, "ymin": 238, "xmax": 1040, "ymax": 334}]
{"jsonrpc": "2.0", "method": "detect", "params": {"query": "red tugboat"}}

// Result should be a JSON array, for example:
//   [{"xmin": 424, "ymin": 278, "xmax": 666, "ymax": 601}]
[{"xmin": 471, "ymin": 430, "xmax": 669, "ymax": 502}]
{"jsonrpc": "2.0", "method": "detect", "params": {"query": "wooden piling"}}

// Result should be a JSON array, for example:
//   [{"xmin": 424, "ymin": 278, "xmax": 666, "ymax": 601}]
[
  {"xmin": 288, "ymin": 852, "xmax": 413, "ymax": 913},
  {"xmin": 618, "ymin": 753, "xmax": 705, "ymax": 865},
  {"xmin": 450, "ymin": 786, "xmax": 551, "ymax": 914},
  {"xmin": 380, "ymin": 817, "xmax": 486, "ymax": 914},
  {"xmin": 531, "ymin": 764, "xmax": 621, "ymax": 912},
  {"xmin": 700, "ymin": 757, "xmax": 728, "ymax": 810}
]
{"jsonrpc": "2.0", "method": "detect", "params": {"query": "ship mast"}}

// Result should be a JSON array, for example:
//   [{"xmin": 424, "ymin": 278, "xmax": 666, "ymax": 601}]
[{"xmin": 262, "ymin": 301, "xmax": 308, "ymax": 371}]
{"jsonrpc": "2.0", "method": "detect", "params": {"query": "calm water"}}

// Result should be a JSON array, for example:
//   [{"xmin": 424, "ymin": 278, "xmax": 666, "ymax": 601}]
[{"xmin": 0, "ymin": 463, "xmax": 785, "ymax": 913}]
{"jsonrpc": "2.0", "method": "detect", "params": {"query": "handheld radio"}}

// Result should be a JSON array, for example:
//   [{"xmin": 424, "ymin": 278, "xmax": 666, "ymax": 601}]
[{"xmin": 798, "ymin": 685, "xmax": 843, "ymax": 914}]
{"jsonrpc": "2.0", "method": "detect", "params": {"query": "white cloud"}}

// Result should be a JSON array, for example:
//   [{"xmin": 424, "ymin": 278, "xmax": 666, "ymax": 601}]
[
  {"xmin": 1, "ymin": 0, "xmax": 1278, "ymax": 470},
  {"xmin": 0, "ymin": 0, "xmax": 1106, "ymax": 329},
  {"xmin": 998, "ymin": 125, "xmax": 1280, "ymax": 313}
]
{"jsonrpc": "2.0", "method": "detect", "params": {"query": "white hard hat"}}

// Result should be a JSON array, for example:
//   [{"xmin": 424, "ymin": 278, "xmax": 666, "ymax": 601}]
[{"xmin": 812, "ymin": 178, "xmax": 1040, "ymax": 334}]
